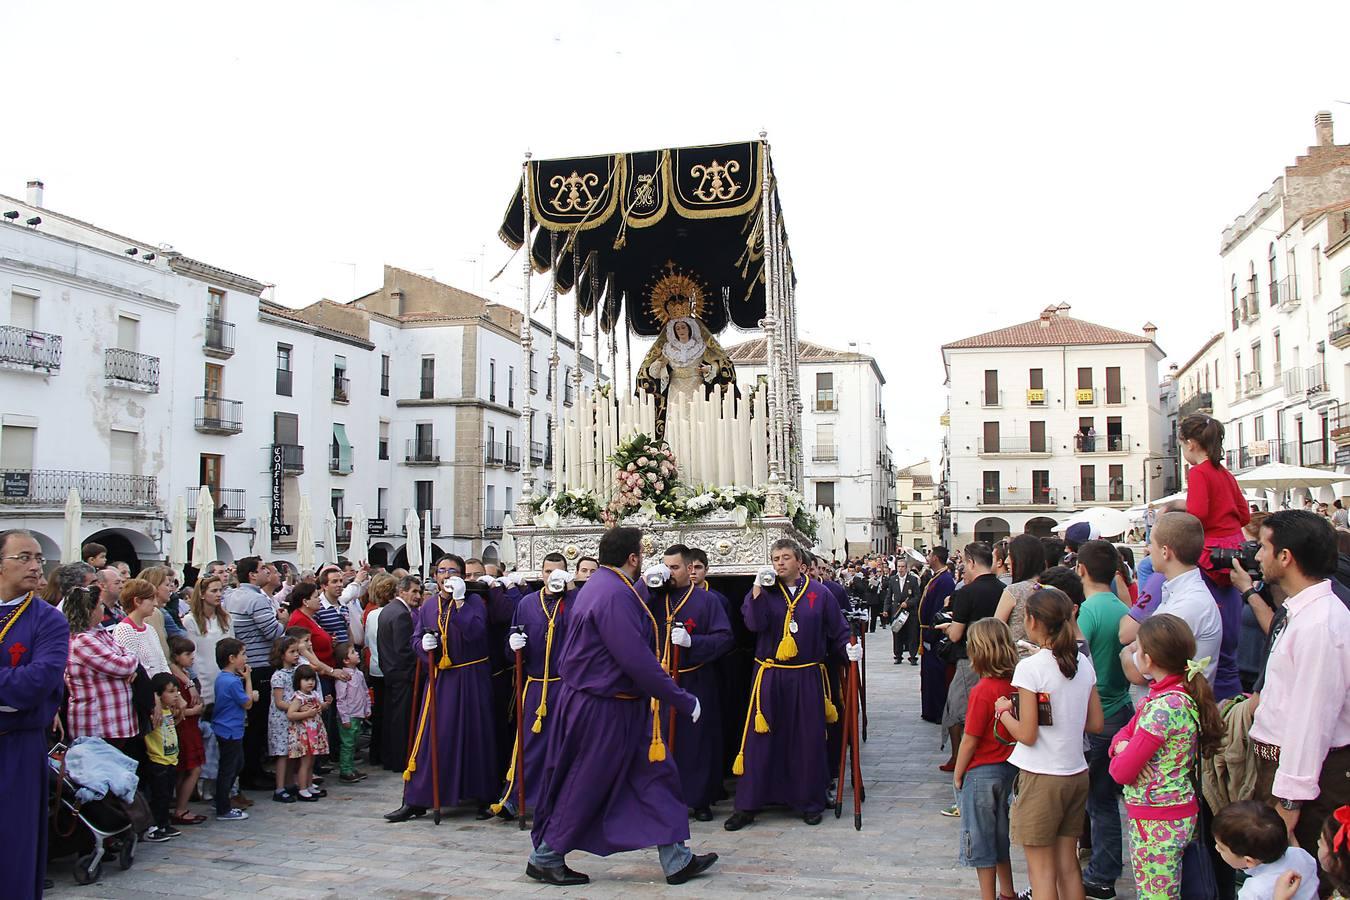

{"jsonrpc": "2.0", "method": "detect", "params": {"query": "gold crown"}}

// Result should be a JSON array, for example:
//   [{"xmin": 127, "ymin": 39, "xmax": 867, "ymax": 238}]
[{"xmin": 647, "ymin": 261, "xmax": 706, "ymax": 325}]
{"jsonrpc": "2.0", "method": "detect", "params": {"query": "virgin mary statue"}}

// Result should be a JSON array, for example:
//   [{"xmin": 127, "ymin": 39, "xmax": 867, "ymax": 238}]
[{"xmin": 635, "ymin": 267, "xmax": 735, "ymax": 439}]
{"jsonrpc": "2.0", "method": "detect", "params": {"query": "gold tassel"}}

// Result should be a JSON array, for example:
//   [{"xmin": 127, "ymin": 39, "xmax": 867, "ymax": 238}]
[
  {"xmin": 754, "ymin": 710, "xmax": 770, "ymax": 733},
  {"xmin": 732, "ymin": 752, "xmax": 745, "ymax": 776},
  {"xmin": 824, "ymin": 697, "xmax": 839, "ymax": 724},
  {"xmin": 438, "ymin": 655, "xmax": 451, "ymax": 670},
  {"xmin": 402, "ymin": 759, "xmax": 415, "ymax": 781},
  {"xmin": 535, "ymin": 701, "xmax": 547, "ymax": 718},
  {"xmin": 649, "ymin": 735, "xmax": 667, "ymax": 762},
  {"xmin": 489, "ymin": 801, "xmax": 504, "ymax": 815},
  {"xmin": 532, "ymin": 716, "xmax": 543, "ymax": 734},
  {"xmin": 776, "ymin": 633, "xmax": 798, "ymax": 661}
]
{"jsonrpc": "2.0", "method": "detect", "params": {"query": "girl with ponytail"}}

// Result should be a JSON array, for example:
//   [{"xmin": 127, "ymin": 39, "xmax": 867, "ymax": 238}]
[
  {"xmin": 993, "ymin": 587, "xmax": 1105, "ymax": 898},
  {"xmin": 1108, "ymin": 613, "xmax": 1223, "ymax": 898},
  {"xmin": 1178, "ymin": 414, "xmax": 1250, "ymax": 589}
]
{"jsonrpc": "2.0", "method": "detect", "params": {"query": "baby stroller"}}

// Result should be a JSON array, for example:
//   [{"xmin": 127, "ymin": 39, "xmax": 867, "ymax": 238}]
[{"xmin": 48, "ymin": 743, "xmax": 144, "ymax": 885}]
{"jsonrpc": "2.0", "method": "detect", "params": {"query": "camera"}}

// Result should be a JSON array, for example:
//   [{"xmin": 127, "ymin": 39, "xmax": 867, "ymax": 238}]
[{"xmin": 1209, "ymin": 540, "xmax": 1261, "ymax": 577}]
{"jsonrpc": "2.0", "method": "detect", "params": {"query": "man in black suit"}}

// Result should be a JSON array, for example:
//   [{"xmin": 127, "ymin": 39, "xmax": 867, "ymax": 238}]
[
  {"xmin": 377, "ymin": 574, "xmax": 424, "ymax": 772},
  {"xmin": 885, "ymin": 560, "xmax": 921, "ymax": 664}
]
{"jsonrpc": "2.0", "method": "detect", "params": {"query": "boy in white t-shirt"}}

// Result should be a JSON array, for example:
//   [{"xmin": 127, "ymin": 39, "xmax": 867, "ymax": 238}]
[
  {"xmin": 1213, "ymin": 801, "xmax": 1319, "ymax": 900},
  {"xmin": 994, "ymin": 586, "xmax": 1104, "ymax": 900}
]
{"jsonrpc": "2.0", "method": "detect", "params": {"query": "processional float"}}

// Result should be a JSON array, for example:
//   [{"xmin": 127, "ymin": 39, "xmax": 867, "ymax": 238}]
[{"xmin": 498, "ymin": 136, "xmax": 816, "ymax": 575}]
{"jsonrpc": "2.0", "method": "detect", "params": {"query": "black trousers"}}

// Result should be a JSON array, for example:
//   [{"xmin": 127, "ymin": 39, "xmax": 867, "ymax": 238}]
[
  {"xmin": 367, "ymin": 675, "xmax": 384, "ymax": 767},
  {"xmin": 893, "ymin": 613, "xmax": 918, "ymax": 659},
  {"xmin": 215, "ymin": 738, "xmax": 243, "ymax": 817},
  {"xmin": 381, "ymin": 675, "xmax": 413, "ymax": 772},
  {"xmin": 143, "ymin": 761, "xmax": 176, "ymax": 828},
  {"xmin": 867, "ymin": 605, "xmax": 882, "ymax": 632},
  {"xmin": 241, "ymin": 664, "xmax": 273, "ymax": 782}
]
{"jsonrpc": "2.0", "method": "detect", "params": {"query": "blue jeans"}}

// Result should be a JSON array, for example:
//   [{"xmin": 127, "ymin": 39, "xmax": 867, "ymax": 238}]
[
  {"xmin": 531, "ymin": 840, "xmax": 692, "ymax": 877},
  {"xmin": 958, "ymin": 761, "xmax": 1017, "ymax": 868},
  {"xmin": 1083, "ymin": 703, "xmax": 1133, "ymax": 886}
]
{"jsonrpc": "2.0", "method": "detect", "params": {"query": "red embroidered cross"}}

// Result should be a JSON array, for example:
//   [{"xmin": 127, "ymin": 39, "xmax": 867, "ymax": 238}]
[
  {"xmin": 8, "ymin": 642, "xmax": 26, "ymax": 667},
  {"xmin": 683, "ymin": 618, "xmax": 696, "ymax": 632},
  {"xmin": 807, "ymin": 591, "xmax": 818, "ymax": 608}
]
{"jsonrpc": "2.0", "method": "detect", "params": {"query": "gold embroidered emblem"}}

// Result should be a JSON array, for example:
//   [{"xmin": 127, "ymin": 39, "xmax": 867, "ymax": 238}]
[
  {"xmin": 633, "ymin": 174, "xmax": 657, "ymax": 209},
  {"xmin": 690, "ymin": 159, "xmax": 741, "ymax": 202},
  {"xmin": 549, "ymin": 171, "xmax": 600, "ymax": 213}
]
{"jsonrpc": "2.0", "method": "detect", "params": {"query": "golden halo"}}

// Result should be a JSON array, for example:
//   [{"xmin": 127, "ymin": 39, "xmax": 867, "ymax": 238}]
[{"xmin": 648, "ymin": 261, "xmax": 707, "ymax": 326}]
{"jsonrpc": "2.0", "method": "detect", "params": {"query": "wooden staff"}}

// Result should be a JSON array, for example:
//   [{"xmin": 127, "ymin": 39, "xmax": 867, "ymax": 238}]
[
  {"xmin": 666, "ymin": 641, "xmax": 682, "ymax": 755},
  {"xmin": 834, "ymin": 660, "xmax": 849, "ymax": 820},
  {"xmin": 514, "ymin": 628, "xmax": 527, "ymax": 830},
  {"xmin": 848, "ymin": 635, "xmax": 863, "ymax": 831},
  {"xmin": 427, "ymin": 654, "xmax": 441, "ymax": 825},
  {"xmin": 858, "ymin": 625, "xmax": 868, "ymax": 742},
  {"xmin": 406, "ymin": 650, "xmax": 422, "ymax": 757}
]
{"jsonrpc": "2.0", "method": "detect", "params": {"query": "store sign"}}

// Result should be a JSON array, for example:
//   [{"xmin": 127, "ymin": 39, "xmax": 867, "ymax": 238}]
[
  {"xmin": 3, "ymin": 472, "xmax": 30, "ymax": 497},
  {"xmin": 270, "ymin": 444, "xmax": 286, "ymax": 540},
  {"xmin": 368, "ymin": 518, "xmax": 386, "ymax": 536}
]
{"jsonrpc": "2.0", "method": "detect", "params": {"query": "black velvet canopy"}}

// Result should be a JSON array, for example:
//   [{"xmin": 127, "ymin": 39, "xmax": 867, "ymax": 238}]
[{"xmin": 497, "ymin": 140, "xmax": 791, "ymax": 338}]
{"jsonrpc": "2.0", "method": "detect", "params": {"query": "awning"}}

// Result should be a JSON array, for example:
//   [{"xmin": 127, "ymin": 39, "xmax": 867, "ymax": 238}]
[{"xmin": 332, "ymin": 424, "xmax": 353, "ymax": 475}]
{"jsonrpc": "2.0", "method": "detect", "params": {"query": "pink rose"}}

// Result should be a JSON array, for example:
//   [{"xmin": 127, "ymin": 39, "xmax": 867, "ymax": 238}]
[
  {"xmin": 627, "ymin": 462, "xmax": 637, "ymax": 472},
  {"xmin": 638, "ymin": 456, "xmax": 649, "ymax": 467},
  {"xmin": 655, "ymin": 481, "xmax": 665, "ymax": 492},
  {"xmin": 647, "ymin": 472, "xmax": 658, "ymax": 483}
]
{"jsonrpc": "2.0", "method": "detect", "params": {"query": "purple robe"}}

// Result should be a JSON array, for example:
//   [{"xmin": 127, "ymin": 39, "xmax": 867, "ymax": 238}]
[
  {"xmin": 919, "ymin": 569, "xmax": 955, "ymax": 723},
  {"xmin": 820, "ymin": 579, "xmax": 850, "ymax": 768},
  {"xmin": 648, "ymin": 584, "xmax": 733, "ymax": 809},
  {"xmin": 483, "ymin": 584, "xmax": 520, "ymax": 781},
  {"xmin": 404, "ymin": 592, "xmax": 498, "ymax": 808},
  {"xmin": 0, "ymin": 594, "xmax": 70, "ymax": 900},
  {"xmin": 501, "ymin": 587, "xmax": 576, "ymax": 812},
  {"xmin": 735, "ymin": 576, "xmax": 849, "ymax": 815},
  {"xmin": 531, "ymin": 566, "xmax": 696, "ymax": 857}
]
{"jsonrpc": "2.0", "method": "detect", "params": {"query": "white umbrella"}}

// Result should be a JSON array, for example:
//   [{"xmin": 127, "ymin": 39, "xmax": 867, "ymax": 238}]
[
  {"xmin": 500, "ymin": 513, "xmax": 517, "ymax": 568},
  {"xmin": 814, "ymin": 506, "xmax": 834, "ymax": 559},
  {"xmin": 421, "ymin": 510, "xmax": 433, "ymax": 580},
  {"xmin": 1236, "ymin": 462, "xmax": 1348, "ymax": 493},
  {"xmin": 404, "ymin": 508, "xmax": 422, "ymax": 576},
  {"xmin": 324, "ymin": 505, "xmax": 339, "ymax": 565},
  {"xmin": 833, "ymin": 508, "xmax": 848, "ymax": 561},
  {"xmin": 297, "ymin": 495, "xmax": 315, "ymax": 573},
  {"xmin": 191, "ymin": 485, "xmax": 216, "ymax": 569},
  {"xmin": 349, "ymin": 505, "xmax": 369, "ymax": 567},
  {"xmin": 62, "ymin": 488, "xmax": 83, "ymax": 564},
  {"xmin": 1052, "ymin": 506, "xmax": 1131, "ymax": 539},
  {"xmin": 169, "ymin": 494, "xmax": 189, "ymax": 569},
  {"xmin": 255, "ymin": 501, "xmax": 272, "ymax": 561}
]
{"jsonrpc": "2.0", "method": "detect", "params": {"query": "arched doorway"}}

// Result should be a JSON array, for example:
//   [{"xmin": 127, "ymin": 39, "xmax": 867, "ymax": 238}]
[
  {"xmin": 391, "ymin": 542, "xmax": 445, "ymax": 573},
  {"xmin": 481, "ymin": 544, "xmax": 499, "ymax": 565},
  {"xmin": 973, "ymin": 516, "xmax": 1011, "ymax": 544},
  {"xmin": 185, "ymin": 535, "xmax": 235, "ymax": 568},
  {"xmin": 86, "ymin": 527, "xmax": 161, "ymax": 576},
  {"xmin": 1024, "ymin": 516, "xmax": 1058, "ymax": 538},
  {"xmin": 369, "ymin": 542, "xmax": 395, "ymax": 569}
]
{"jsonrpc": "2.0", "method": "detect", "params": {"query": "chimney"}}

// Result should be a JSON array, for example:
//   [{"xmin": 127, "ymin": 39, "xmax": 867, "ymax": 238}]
[
  {"xmin": 1039, "ymin": 306, "xmax": 1056, "ymax": 328},
  {"xmin": 1142, "ymin": 322, "xmax": 1158, "ymax": 342},
  {"xmin": 1315, "ymin": 111, "xmax": 1334, "ymax": 148},
  {"xmin": 26, "ymin": 180, "xmax": 43, "ymax": 208},
  {"xmin": 391, "ymin": 288, "xmax": 406, "ymax": 316}
]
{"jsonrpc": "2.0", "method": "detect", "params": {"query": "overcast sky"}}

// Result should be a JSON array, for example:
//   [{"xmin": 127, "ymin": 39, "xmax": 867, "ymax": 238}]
[{"xmin": 5, "ymin": 0, "xmax": 1349, "ymax": 467}]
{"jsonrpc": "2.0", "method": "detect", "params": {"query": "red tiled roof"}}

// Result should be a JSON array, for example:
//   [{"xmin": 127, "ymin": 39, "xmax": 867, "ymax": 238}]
[
  {"xmin": 942, "ymin": 312, "xmax": 1154, "ymax": 350},
  {"xmin": 725, "ymin": 336, "xmax": 875, "ymax": 365}
]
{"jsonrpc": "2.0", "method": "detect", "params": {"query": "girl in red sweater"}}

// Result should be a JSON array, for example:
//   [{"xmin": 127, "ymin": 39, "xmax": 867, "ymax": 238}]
[{"xmin": 1178, "ymin": 414, "xmax": 1250, "ymax": 587}]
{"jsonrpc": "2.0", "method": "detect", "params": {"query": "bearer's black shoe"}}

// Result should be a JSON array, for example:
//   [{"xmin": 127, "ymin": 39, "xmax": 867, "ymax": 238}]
[
  {"xmin": 722, "ymin": 810, "xmax": 755, "ymax": 831},
  {"xmin": 383, "ymin": 804, "xmax": 427, "ymax": 823},
  {"xmin": 692, "ymin": 806, "xmax": 713, "ymax": 822},
  {"xmin": 525, "ymin": 862, "xmax": 590, "ymax": 886},
  {"xmin": 475, "ymin": 806, "xmax": 494, "ymax": 820},
  {"xmin": 666, "ymin": 852, "xmax": 719, "ymax": 885},
  {"xmin": 803, "ymin": 810, "xmax": 822, "ymax": 825}
]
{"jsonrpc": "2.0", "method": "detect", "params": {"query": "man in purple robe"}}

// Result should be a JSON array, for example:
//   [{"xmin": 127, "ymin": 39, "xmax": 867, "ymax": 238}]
[
  {"xmin": 526, "ymin": 527, "xmax": 718, "ymax": 887},
  {"xmin": 724, "ymin": 539, "xmax": 860, "ymax": 831},
  {"xmin": 918, "ymin": 546, "xmax": 956, "ymax": 724},
  {"xmin": 0, "ymin": 530, "xmax": 70, "ymax": 899},
  {"xmin": 468, "ymin": 558, "xmax": 521, "ymax": 784},
  {"xmin": 649, "ymin": 544, "xmax": 733, "ymax": 821},
  {"xmin": 385, "ymin": 554, "xmax": 498, "ymax": 822},
  {"xmin": 492, "ymin": 553, "xmax": 574, "ymax": 818}
]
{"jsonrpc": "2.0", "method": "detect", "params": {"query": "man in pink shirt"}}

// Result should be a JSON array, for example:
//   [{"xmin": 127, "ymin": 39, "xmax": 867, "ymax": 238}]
[{"xmin": 1247, "ymin": 510, "xmax": 1350, "ymax": 888}]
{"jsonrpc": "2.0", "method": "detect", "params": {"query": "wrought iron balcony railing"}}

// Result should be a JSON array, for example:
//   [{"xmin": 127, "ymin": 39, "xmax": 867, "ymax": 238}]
[{"xmin": 104, "ymin": 348, "xmax": 160, "ymax": 391}]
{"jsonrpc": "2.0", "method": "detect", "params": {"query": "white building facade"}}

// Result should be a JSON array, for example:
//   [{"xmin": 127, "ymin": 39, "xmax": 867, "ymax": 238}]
[
  {"xmin": 0, "ymin": 185, "xmax": 597, "ymax": 571},
  {"xmin": 728, "ymin": 338, "xmax": 897, "ymax": 555},
  {"xmin": 895, "ymin": 460, "xmax": 940, "ymax": 553},
  {"xmin": 939, "ymin": 305, "xmax": 1166, "ymax": 546}
]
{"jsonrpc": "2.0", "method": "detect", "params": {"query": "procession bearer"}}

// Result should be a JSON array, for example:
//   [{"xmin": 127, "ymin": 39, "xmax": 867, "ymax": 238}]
[
  {"xmin": 646, "ymin": 544, "xmax": 733, "ymax": 821},
  {"xmin": 492, "ymin": 552, "xmax": 575, "ymax": 819},
  {"xmin": 526, "ymin": 527, "xmax": 717, "ymax": 887},
  {"xmin": 724, "ymin": 538, "xmax": 859, "ymax": 830}
]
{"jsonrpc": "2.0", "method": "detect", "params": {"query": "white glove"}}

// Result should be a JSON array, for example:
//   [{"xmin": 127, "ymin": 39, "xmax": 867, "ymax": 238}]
[
  {"xmin": 505, "ymin": 572, "xmax": 522, "ymax": 588},
  {"xmin": 756, "ymin": 566, "xmax": 776, "ymax": 587},
  {"xmin": 690, "ymin": 698, "xmax": 701, "ymax": 723},
  {"xmin": 448, "ymin": 576, "xmax": 466, "ymax": 600},
  {"xmin": 846, "ymin": 641, "xmax": 863, "ymax": 663},
  {"xmin": 421, "ymin": 632, "xmax": 439, "ymax": 651},
  {"xmin": 508, "ymin": 631, "xmax": 528, "ymax": 652},
  {"xmin": 671, "ymin": 624, "xmax": 692, "ymax": 648},
  {"xmin": 477, "ymin": 574, "xmax": 497, "ymax": 588},
  {"xmin": 546, "ymin": 570, "xmax": 569, "ymax": 595},
  {"xmin": 643, "ymin": 564, "xmax": 670, "ymax": 588}
]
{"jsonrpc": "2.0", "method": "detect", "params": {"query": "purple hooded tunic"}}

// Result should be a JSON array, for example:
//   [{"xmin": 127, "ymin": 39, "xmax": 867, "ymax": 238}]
[
  {"xmin": 734, "ymin": 575, "xmax": 849, "ymax": 815},
  {"xmin": 530, "ymin": 566, "xmax": 697, "ymax": 856},
  {"xmin": 403, "ymin": 591, "xmax": 498, "ymax": 808}
]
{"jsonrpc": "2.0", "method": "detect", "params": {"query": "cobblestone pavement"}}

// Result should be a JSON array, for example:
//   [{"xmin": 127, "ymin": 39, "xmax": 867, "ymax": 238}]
[{"xmin": 49, "ymin": 644, "xmax": 1138, "ymax": 899}]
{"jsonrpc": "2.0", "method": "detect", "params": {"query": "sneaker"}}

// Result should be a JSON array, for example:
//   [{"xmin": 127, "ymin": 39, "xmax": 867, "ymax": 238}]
[
  {"xmin": 161, "ymin": 825, "xmax": 183, "ymax": 839},
  {"xmin": 272, "ymin": 790, "xmax": 297, "ymax": 804},
  {"xmin": 1083, "ymin": 884, "xmax": 1116, "ymax": 899},
  {"xmin": 216, "ymin": 809, "xmax": 249, "ymax": 822},
  {"xmin": 297, "ymin": 791, "xmax": 320, "ymax": 802},
  {"xmin": 1017, "ymin": 889, "xmax": 1033, "ymax": 900},
  {"xmin": 940, "ymin": 804, "xmax": 960, "ymax": 817},
  {"xmin": 142, "ymin": 827, "xmax": 171, "ymax": 843},
  {"xmin": 309, "ymin": 787, "xmax": 328, "ymax": 798}
]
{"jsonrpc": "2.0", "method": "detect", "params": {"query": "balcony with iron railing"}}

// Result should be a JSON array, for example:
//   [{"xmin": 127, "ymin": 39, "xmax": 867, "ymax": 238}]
[
  {"xmin": 194, "ymin": 396, "xmax": 243, "ymax": 434},
  {"xmin": 405, "ymin": 439, "xmax": 440, "ymax": 464},
  {"xmin": 403, "ymin": 507, "xmax": 442, "ymax": 535},
  {"xmin": 1178, "ymin": 391, "xmax": 1213, "ymax": 417},
  {"xmin": 332, "ymin": 374, "xmax": 350, "ymax": 404},
  {"xmin": 0, "ymin": 469, "xmax": 158, "ymax": 509},
  {"xmin": 812, "ymin": 444, "xmax": 839, "ymax": 462},
  {"xmin": 1305, "ymin": 363, "xmax": 1329, "ymax": 400},
  {"xmin": 978, "ymin": 487, "xmax": 1058, "ymax": 508},
  {"xmin": 563, "ymin": 383, "xmax": 575, "ymax": 406},
  {"xmin": 203, "ymin": 317, "xmax": 235, "ymax": 358},
  {"xmin": 505, "ymin": 444, "xmax": 520, "ymax": 470},
  {"xmin": 1073, "ymin": 484, "xmax": 1134, "ymax": 505},
  {"xmin": 485, "ymin": 442, "xmax": 504, "ymax": 466},
  {"xmin": 1074, "ymin": 433, "xmax": 1130, "ymax": 454},
  {"xmin": 1026, "ymin": 388, "xmax": 1048, "ymax": 407},
  {"xmin": 186, "ymin": 487, "xmax": 246, "ymax": 524},
  {"xmin": 329, "ymin": 445, "xmax": 353, "ymax": 475},
  {"xmin": 419, "ymin": 375, "xmax": 435, "ymax": 399},
  {"xmin": 977, "ymin": 436, "xmax": 1053, "ymax": 456},
  {"xmin": 1274, "ymin": 275, "xmax": 1300, "ymax": 311},
  {"xmin": 980, "ymin": 389, "xmax": 1003, "ymax": 408},
  {"xmin": 0, "ymin": 325, "xmax": 62, "ymax": 372},
  {"xmin": 484, "ymin": 509, "xmax": 506, "ymax": 536},
  {"xmin": 1301, "ymin": 438, "xmax": 1332, "ymax": 467},
  {"xmin": 1239, "ymin": 291, "xmax": 1260, "ymax": 323},
  {"xmin": 815, "ymin": 389, "xmax": 837, "ymax": 412},
  {"xmin": 1332, "ymin": 305, "xmax": 1350, "ymax": 349},
  {"xmin": 1243, "ymin": 371, "xmax": 1265, "ymax": 397},
  {"xmin": 531, "ymin": 441, "xmax": 545, "ymax": 466},
  {"xmin": 104, "ymin": 348, "xmax": 160, "ymax": 392},
  {"xmin": 1075, "ymin": 387, "xmax": 1099, "ymax": 407},
  {"xmin": 336, "ymin": 516, "xmax": 353, "ymax": 541},
  {"xmin": 1104, "ymin": 386, "xmax": 1126, "ymax": 407},
  {"xmin": 1332, "ymin": 403, "xmax": 1350, "ymax": 446},
  {"xmin": 274, "ymin": 442, "xmax": 304, "ymax": 473}
]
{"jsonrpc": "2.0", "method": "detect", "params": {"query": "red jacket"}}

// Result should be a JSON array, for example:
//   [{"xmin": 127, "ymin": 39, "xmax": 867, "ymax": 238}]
[{"xmin": 1185, "ymin": 459, "xmax": 1250, "ymax": 539}]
